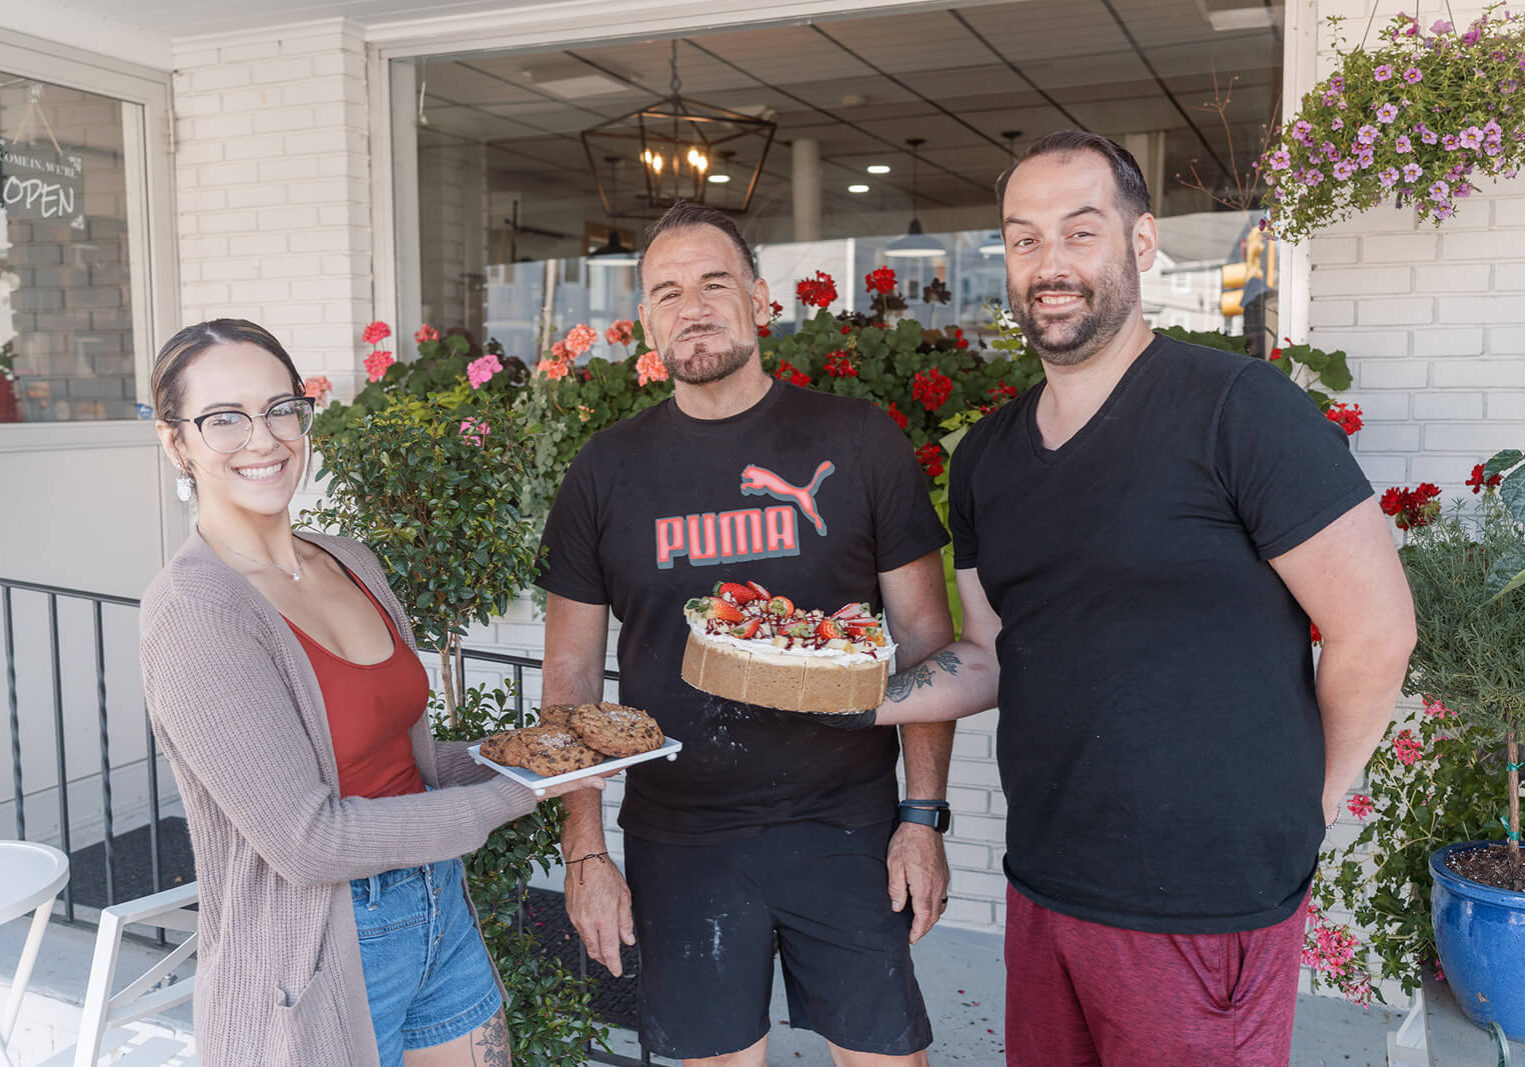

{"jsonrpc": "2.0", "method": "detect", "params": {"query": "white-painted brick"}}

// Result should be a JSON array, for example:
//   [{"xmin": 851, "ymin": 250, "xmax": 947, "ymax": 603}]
[
  {"xmin": 1355, "ymin": 357, "xmax": 1426, "ymax": 390},
  {"xmin": 1415, "ymin": 264, "xmax": 1491, "ymax": 293},
  {"xmin": 943, "ymin": 898, "xmax": 993, "ymax": 927},
  {"xmin": 945, "ymin": 841, "xmax": 990, "ymax": 869},
  {"xmin": 311, "ymin": 51, "xmax": 367, "ymax": 79},
  {"xmin": 1425, "ymin": 422, "xmax": 1525, "ymax": 452},
  {"xmin": 259, "ymin": 56, "xmax": 316, "ymax": 83},
  {"xmin": 179, "ymin": 235, "xmax": 229, "ymax": 259},
  {"xmin": 225, "ymin": 185, "xmax": 291, "ymax": 209},
  {"xmin": 220, "ymin": 40, "xmax": 282, "ymax": 63},
  {"xmin": 181, "ymin": 282, "xmax": 230, "ymax": 305},
  {"xmin": 1351, "ymin": 454, "xmax": 1408, "ymax": 486},
  {"xmin": 193, "ymin": 114, "xmax": 254, "ymax": 140},
  {"xmin": 286, "ymin": 179, "xmax": 357, "ymax": 205},
  {"xmin": 949, "ymin": 814, "xmax": 1005, "ymax": 846},
  {"xmin": 198, "ymin": 260, "xmax": 262, "ymax": 282},
  {"xmin": 280, "ymin": 79, "xmax": 356, "ymax": 107},
  {"xmin": 1316, "ymin": 332, "xmax": 1411, "ymax": 363},
  {"xmin": 198, "ymin": 210, "xmax": 260, "ymax": 234},
  {"xmin": 1311, "ymin": 266, "xmax": 1410, "ymax": 296},
  {"xmin": 1310, "ymin": 237, "xmax": 1358, "ymax": 265},
  {"xmin": 279, "ymin": 29, "xmax": 355, "ymax": 54},
  {"xmin": 220, "ymin": 88, "xmax": 276, "ymax": 113},
  {"xmin": 252, "ymin": 109, "xmax": 316, "ymax": 134},
  {"xmin": 259, "ymin": 254, "xmax": 323, "ymax": 278},
  {"xmin": 1487, "ymin": 394, "xmax": 1525, "ymax": 420},
  {"xmin": 227, "ymin": 233, "xmax": 288, "ymax": 256},
  {"xmin": 189, "ymin": 65, "xmax": 250, "ymax": 93},
  {"xmin": 953, "ymin": 870, "xmax": 1011, "ymax": 900},
  {"xmin": 1413, "ymin": 328, "xmax": 1484, "ymax": 357},
  {"xmin": 174, "ymin": 95, "xmax": 221, "ymax": 119},
  {"xmin": 952, "ymin": 732, "xmax": 989, "ymax": 760},
  {"xmin": 289, "ymin": 229, "xmax": 356, "ymax": 253},
  {"xmin": 1338, "ymin": 391, "xmax": 1408, "ymax": 420},
  {"xmin": 1309, "ymin": 299, "xmax": 1356, "ymax": 328},
  {"xmin": 198, "ymin": 161, "xmax": 260, "ymax": 187},
  {"xmin": 257, "ymin": 206, "xmax": 320, "ymax": 230},
  {"xmin": 1438, "ymin": 295, "xmax": 1525, "ymax": 324},
  {"xmin": 174, "ymin": 47, "xmax": 222, "ymax": 68},
  {"xmin": 1431, "ymin": 357, "xmax": 1525, "ymax": 388},
  {"xmin": 176, "ymin": 188, "xmax": 226, "ymax": 213},
  {"xmin": 1493, "ymin": 263, "xmax": 1525, "ymax": 291},
  {"xmin": 1359, "ymin": 297, "xmax": 1434, "ymax": 327},
  {"xmin": 258, "ymin": 156, "xmax": 322, "ymax": 182},
  {"xmin": 948, "ymin": 786, "xmax": 989, "ymax": 813},
  {"xmin": 1496, "ymin": 197, "xmax": 1525, "ymax": 228},
  {"xmin": 1413, "ymin": 392, "xmax": 1485, "ymax": 421},
  {"xmin": 1442, "ymin": 229, "xmax": 1525, "ymax": 262},
  {"xmin": 1487, "ymin": 327, "xmax": 1525, "ymax": 355},
  {"xmin": 1353, "ymin": 424, "xmax": 1420, "ymax": 452},
  {"xmin": 175, "ymin": 141, "xmax": 223, "ymax": 166},
  {"xmin": 1362, "ymin": 234, "xmax": 1438, "ymax": 261}
]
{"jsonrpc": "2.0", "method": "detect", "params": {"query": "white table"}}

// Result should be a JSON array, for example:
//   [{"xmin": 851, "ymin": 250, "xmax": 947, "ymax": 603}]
[{"xmin": 0, "ymin": 841, "xmax": 69, "ymax": 1067}]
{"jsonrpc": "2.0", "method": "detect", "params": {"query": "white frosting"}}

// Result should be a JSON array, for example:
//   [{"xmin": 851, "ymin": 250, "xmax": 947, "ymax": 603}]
[{"xmin": 684, "ymin": 612, "xmax": 895, "ymax": 665}]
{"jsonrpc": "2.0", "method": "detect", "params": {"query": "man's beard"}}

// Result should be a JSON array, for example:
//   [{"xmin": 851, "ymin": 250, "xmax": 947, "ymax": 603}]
[
  {"xmin": 662, "ymin": 328, "xmax": 755, "ymax": 385},
  {"xmin": 1008, "ymin": 250, "xmax": 1138, "ymax": 368}
]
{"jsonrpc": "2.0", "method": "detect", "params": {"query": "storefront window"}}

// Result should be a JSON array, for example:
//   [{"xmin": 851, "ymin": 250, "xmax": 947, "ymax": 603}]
[{"xmin": 0, "ymin": 74, "xmax": 137, "ymax": 422}]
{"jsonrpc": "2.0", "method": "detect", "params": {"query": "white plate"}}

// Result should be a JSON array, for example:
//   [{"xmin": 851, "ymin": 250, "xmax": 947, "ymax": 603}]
[{"xmin": 468, "ymin": 735, "xmax": 683, "ymax": 796}]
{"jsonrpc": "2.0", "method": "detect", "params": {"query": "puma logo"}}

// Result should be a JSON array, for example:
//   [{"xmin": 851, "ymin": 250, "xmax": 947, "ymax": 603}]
[{"xmin": 739, "ymin": 461, "xmax": 835, "ymax": 536}]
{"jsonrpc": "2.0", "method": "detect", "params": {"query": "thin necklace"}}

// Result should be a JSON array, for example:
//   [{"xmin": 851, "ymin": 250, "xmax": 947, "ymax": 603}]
[{"xmin": 200, "ymin": 527, "xmax": 304, "ymax": 582}]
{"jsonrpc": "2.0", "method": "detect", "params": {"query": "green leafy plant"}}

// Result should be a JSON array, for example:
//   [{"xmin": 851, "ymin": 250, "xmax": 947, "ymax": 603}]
[
  {"xmin": 431, "ymin": 687, "xmax": 609, "ymax": 1065},
  {"xmin": 1307, "ymin": 451, "xmax": 1525, "ymax": 1003},
  {"xmin": 1154, "ymin": 325, "xmax": 1353, "ymax": 413},
  {"xmin": 1259, "ymin": 5, "xmax": 1525, "ymax": 242}
]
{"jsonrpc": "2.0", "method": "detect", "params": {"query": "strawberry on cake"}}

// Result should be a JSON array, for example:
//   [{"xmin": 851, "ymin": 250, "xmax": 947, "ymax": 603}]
[{"xmin": 679, "ymin": 580, "xmax": 894, "ymax": 713}]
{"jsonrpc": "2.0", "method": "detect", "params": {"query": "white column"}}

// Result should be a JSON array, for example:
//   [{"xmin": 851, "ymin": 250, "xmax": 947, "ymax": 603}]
[{"xmin": 792, "ymin": 137, "xmax": 821, "ymax": 243}]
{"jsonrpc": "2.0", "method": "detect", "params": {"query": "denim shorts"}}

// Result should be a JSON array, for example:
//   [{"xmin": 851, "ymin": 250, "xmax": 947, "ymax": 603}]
[{"xmin": 351, "ymin": 857, "xmax": 502, "ymax": 1064}]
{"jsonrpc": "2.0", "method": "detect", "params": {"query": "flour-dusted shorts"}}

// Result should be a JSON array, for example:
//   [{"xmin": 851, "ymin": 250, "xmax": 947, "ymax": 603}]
[
  {"xmin": 351, "ymin": 857, "xmax": 502, "ymax": 1066},
  {"xmin": 1003, "ymin": 884, "xmax": 1307, "ymax": 1066},
  {"xmin": 624, "ymin": 819, "xmax": 933, "ymax": 1060}
]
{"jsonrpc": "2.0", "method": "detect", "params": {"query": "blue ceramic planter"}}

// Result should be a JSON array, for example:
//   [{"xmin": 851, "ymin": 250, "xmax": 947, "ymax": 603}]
[{"xmin": 1430, "ymin": 841, "xmax": 1525, "ymax": 1041}]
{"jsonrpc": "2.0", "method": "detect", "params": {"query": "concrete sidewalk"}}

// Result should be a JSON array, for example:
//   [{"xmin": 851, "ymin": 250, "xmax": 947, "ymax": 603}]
[{"xmin": 3, "ymin": 911, "xmax": 1402, "ymax": 1065}]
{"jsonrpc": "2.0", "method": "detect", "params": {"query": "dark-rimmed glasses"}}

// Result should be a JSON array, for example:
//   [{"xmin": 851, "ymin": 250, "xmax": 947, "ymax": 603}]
[{"xmin": 164, "ymin": 396, "xmax": 316, "ymax": 454}]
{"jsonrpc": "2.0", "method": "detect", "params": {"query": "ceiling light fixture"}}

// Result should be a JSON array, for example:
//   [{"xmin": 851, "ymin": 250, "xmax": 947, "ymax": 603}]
[
  {"xmin": 848, "ymin": 184, "xmax": 870, "ymax": 193},
  {"xmin": 884, "ymin": 138, "xmax": 946, "ymax": 259},
  {"xmin": 866, "ymin": 164, "xmax": 891, "ymax": 174},
  {"xmin": 580, "ymin": 40, "xmax": 776, "ymax": 215},
  {"xmin": 589, "ymin": 156, "xmax": 640, "ymax": 268}
]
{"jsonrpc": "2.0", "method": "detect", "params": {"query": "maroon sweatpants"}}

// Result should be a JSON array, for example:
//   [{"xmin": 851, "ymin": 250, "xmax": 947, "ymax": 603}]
[{"xmin": 1003, "ymin": 885, "xmax": 1305, "ymax": 1066}]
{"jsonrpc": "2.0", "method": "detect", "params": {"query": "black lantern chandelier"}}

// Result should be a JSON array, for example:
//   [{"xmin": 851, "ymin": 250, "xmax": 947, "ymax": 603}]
[{"xmin": 581, "ymin": 40, "xmax": 776, "ymax": 215}]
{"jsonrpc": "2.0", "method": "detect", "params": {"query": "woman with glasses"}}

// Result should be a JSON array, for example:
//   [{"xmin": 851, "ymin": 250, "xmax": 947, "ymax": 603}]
[{"xmin": 139, "ymin": 319, "xmax": 603, "ymax": 1066}]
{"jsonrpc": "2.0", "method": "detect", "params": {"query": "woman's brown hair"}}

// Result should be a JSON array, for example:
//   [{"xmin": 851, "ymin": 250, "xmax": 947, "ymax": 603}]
[{"xmin": 151, "ymin": 319, "xmax": 303, "ymax": 423}]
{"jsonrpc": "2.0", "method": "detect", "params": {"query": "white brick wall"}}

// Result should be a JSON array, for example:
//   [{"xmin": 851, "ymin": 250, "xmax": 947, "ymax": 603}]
[{"xmin": 171, "ymin": 22, "xmax": 372, "ymax": 395}]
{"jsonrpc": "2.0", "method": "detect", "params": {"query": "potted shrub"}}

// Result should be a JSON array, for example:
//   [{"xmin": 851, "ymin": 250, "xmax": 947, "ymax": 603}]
[
  {"xmin": 1258, "ymin": 8, "xmax": 1525, "ymax": 242},
  {"xmin": 304, "ymin": 321, "xmax": 608, "ymax": 1065},
  {"xmin": 1406, "ymin": 450, "xmax": 1525, "ymax": 1037}
]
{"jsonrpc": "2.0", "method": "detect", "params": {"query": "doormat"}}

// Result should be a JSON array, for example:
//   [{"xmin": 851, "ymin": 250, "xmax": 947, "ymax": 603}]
[{"xmin": 68, "ymin": 816, "xmax": 196, "ymax": 910}]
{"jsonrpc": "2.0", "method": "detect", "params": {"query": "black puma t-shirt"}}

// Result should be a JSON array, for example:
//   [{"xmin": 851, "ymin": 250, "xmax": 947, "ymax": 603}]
[
  {"xmin": 537, "ymin": 380, "xmax": 948, "ymax": 844},
  {"xmin": 949, "ymin": 334, "xmax": 1373, "ymax": 934}
]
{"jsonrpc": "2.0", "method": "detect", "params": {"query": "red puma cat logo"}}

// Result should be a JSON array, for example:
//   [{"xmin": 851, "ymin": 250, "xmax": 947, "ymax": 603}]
[{"xmin": 739, "ymin": 461, "xmax": 835, "ymax": 536}]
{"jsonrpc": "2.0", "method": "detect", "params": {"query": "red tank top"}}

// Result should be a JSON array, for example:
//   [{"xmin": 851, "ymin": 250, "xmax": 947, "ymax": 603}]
[{"xmin": 284, "ymin": 572, "xmax": 428, "ymax": 800}]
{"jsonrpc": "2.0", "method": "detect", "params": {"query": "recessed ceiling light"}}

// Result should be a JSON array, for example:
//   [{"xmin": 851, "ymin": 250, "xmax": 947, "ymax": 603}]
[
  {"xmin": 848, "ymin": 184, "xmax": 870, "ymax": 194},
  {"xmin": 707, "ymin": 173, "xmax": 732, "ymax": 184},
  {"xmin": 866, "ymin": 164, "xmax": 891, "ymax": 174}
]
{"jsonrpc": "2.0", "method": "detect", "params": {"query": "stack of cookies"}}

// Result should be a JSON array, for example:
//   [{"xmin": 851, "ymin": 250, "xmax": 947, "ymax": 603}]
[{"xmin": 479, "ymin": 702, "xmax": 665, "ymax": 777}]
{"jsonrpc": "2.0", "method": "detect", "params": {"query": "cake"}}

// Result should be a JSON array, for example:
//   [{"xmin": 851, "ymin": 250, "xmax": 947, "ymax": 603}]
[{"xmin": 679, "ymin": 580, "xmax": 894, "ymax": 713}]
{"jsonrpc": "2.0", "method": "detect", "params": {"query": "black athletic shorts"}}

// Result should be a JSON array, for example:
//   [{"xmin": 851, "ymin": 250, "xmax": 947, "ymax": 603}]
[{"xmin": 623, "ymin": 819, "xmax": 933, "ymax": 1060}]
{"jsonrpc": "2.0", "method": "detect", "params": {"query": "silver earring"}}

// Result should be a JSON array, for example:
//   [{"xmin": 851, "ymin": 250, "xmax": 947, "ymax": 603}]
[{"xmin": 174, "ymin": 465, "xmax": 192, "ymax": 502}]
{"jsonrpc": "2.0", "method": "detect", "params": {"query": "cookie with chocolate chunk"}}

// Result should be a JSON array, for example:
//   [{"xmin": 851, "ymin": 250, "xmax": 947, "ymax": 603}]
[
  {"xmin": 481, "ymin": 725, "xmax": 604, "ymax": 776},
  {"xmin": 571, "ymin": 702, "xmax": 665, "ymax": 758},
  {"xmin": 535, "ymin": 703, "xmax": 576, "ymax": 728}
]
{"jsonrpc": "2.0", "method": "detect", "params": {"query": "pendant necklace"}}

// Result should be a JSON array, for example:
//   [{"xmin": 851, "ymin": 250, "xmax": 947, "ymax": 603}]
[{"xmin": 201, "ymin": 527, "xmax": 304, "ymax": 582}]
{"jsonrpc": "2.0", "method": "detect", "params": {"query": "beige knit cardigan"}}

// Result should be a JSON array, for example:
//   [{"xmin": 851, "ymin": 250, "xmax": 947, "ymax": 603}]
[{"xmin": 140, "ymin": 530, "xmax": 538, "ymax": 1066}]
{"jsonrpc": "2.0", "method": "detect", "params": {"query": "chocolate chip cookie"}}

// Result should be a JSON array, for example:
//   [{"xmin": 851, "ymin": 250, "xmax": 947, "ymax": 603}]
[
  {"xmin": 571, "ymin": 702, "xmax": 665, "ymax": 758},
  {"xmin": 535, "ymin": 703, "xmax": 576, "ymax": 728},
  {"xmin": 480, "ymin": 725, "xmax": 604, "ymax": 776}
]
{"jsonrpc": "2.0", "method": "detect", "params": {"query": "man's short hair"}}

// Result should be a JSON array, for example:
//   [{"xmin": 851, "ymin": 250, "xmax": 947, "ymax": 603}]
[
  {"xmin": 995, "ymin": 131, "xmax": 1151, "ymax": 221},
  {"xmin": 639, "ymin": 202, "xmax": 757, "ymax": 291}
]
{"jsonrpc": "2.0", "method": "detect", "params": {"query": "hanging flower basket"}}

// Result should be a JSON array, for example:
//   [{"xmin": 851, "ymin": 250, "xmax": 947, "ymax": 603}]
[{"xmin": 1259, "ymin": 6, "xmax": 1525, "ymax": 242}]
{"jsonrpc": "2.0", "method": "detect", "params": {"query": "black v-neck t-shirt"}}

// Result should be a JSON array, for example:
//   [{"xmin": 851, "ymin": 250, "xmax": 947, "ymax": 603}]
[
  {"xmin": 949, "ymin": 333, "xmax": 1373, "ymax": 934},
  {"xmin": 538, "ymin": 381, "xmax": 948, "ymax": 844}
]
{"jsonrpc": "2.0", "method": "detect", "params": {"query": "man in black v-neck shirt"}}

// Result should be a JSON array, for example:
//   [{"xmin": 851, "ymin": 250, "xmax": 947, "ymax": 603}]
[
  {"xmin": 535, "ymin": 203, "xmax": 956, "ymax": 1065},
  {"xmin": 868, "ymin": 132, "xmax": 1416, "ymax": 1065}
]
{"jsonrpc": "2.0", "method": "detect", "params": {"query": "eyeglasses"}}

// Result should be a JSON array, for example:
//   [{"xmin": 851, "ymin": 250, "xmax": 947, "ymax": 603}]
[{"xmin": 165, "ymin": 396, "xmax": 316, "ymax": 454}]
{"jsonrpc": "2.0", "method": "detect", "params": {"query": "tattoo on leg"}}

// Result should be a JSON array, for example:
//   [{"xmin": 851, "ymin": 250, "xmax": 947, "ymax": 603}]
[
  {"xmin": 474, "ymin": 1011, "xmax": 510, "ymax": 1067},
  {"xmin": 885, "ymin": 663, "xmax": 935, "ymax": 703},
  {"xmin": 931, "ymin": 650, "xmax": 962, "ymax": 675}
]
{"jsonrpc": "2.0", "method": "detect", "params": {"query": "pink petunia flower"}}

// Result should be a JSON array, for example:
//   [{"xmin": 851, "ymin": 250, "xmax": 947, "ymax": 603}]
[
  {"xmin": 1402, "ymin": 162, "xmax": 1424, "ymax": 182},
  {"xmin": 1304, "ymin": 168, "xmax": 1325, "ymax": 186},
  {"xmin": 1395, "ymin": 134, "xmax": 1413, "ymax": 153},
  {"xmin": 1379, "ymin": 167, "xmax": 1401, "ymax": 187},
  {"xmin": 1403, "ymin": 67, "xmax": 1424, "ymax": 84},
  {"xmin": 1429, "ymin": 180, "xmax": 1452, "ymax": 202},
  {"xmin": 1269, "ymin": 149, "xmax": 1291, "ymax": 170},
  {"xmin": 1333, "ymin": 160, "xmax": 1356, "ymax": 180},
  {"xmin": 1374, "ymin": 64, "xmax": 1395, "ymax": 81},
  {"xmin": 1356, "ymin": 124, "xmax": 1380, "ymax": 145},
  {"xmin": 1375, "ymin": 104, "xmax": 1399, "ymax": 124}
]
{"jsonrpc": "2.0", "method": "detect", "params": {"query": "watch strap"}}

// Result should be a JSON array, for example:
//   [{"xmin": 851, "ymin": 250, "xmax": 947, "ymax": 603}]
[{"xmin": 897, "ymin": 801, "xmax": 951, "ymax": 833}]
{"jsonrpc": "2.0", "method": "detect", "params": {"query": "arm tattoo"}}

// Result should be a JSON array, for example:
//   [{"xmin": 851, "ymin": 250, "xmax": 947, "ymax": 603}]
[
  {"xmin": 885, "ymin": 663, "xmax": 934, "ymax": 703},
  {"xmin": 885, "ymin": 652, "xmax": 962, "ymax": 703}
]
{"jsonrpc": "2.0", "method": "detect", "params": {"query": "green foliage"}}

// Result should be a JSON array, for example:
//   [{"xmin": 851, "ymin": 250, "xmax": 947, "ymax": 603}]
[
  {"xmin": 1155, "ymin": 325, "xmax": 1351, "ymax": 412},
  {"xmin": 432, "ymin": 687, "xmax": 609, "ymax": 1065},
  {"xmin": 304, "ymin": 384, "xmax": 539, "ymax": 661},
  {"xmin": 1261, "ymin": 6, "xmax": 1525, "ymax": 242}
]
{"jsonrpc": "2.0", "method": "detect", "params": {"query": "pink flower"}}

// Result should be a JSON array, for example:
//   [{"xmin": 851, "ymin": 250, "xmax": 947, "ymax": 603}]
[
  {"xmin": 458, "ymin": 417, "xmax": 488, "ymax": 447},
  {"xmin": 1333, "ymin": 160, "xmax": 1356, "ymax": 180},
  {"xmin": 539, "ymin": 357, "xmax": 570, "ymax": 381},
  {"xmin": 1430, "ymin": 19, "xmax": 1452, "ymax": 34},
  {"xmin": 1395, "ymin": 134, "xmax": 1413, "ymax": 153},
  {"xmin": 1374, "ymin": 64, "xmax": 1395, "ymax": 81},
  {"xmin": 1268, "ymin": 149, "xmax": 1291, "ymax": 170},
  {"xmin": 1393, "ymin": 728, "xmax": 1423, "ymax": 766},
  {"xmin": 1356, "ymin": 124, "xmax": 1379, "ymax": 145},
  {"xmin": 1422, "ymin": 696, "xmax": 1455, "ymax": 719},
  {"xmin": 1304, "ymin": 168, "xmax": 1325, "ymax": 186},
  {"xmin": 1379, "ymin": 167, "xmax": 1401, "ymax": 187},
  {"xmin": 1402, "ymin": 162, "xmax": 1424, "ymax": 182},
  {"xmin": 467, "ymin": 353, "xmax": 503, "ymax": 389},
  {"xmin": 1429, "ymin": 180, "xmax": 1452, "ymax": 203},
  {"xmin": 635, "ymin": 348, "xmax": 669, "ymax": 387},
  {"xmin": 1347, "ymin": 794, "xmax": 1375, "ymax": 819},
  {"xmin": 1458, "ymin": 126, "xmax": 1484, "ymax": 150},
  {"xmin": 362, "ymin": 321, "xmax": 391, "ymax": 345},
  {"xmin": 1403, "ymin": 67, "xmax": 1424, "ymax": 84},
  {"xmin": 550, "ymin": 340, "xmax": 570, "ymax": 361},
  {"xmin": 576, "ymin": 404, "xmax": 593, "ymax": 424},
  {"xmin": 564, "ymin": 323, "xmax": 598, "ymax": 357},
  {"xmin": 1375, "ymin": 104, "xmax": 1399, "ymax": 124},
  {"xmin": 303, "ymin": 375, "xmax": 332, "ymax": 405},
  {"xmin": 414, "ymin": 324, "xmax": 439, "ymax": 344},
  {"xmin": 364, "ymin": 350, "xmax": 394, "ymax": 383},
  {"xmin": 605, "ymin": 319, "xmax": 635, "ymax": 346}
]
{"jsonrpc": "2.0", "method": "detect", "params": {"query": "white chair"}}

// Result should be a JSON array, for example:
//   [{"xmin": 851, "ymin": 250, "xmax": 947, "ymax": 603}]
[
  {"xmin": 0, "ymin": 841, "xmax": 69, "ymax": 1067},
  {"xmin": 36, "ymin": 881, "xmax": 199, "ymax": 1067}
]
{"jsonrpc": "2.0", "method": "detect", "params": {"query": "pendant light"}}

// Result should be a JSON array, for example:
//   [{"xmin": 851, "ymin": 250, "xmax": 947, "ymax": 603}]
[
  {"xmin": 589, "ymin": 156, "xmax": 639, "ymax": 267},
  {"xmin": 884, "ymin": 138, "xmax": 946, "ymax": 259}
]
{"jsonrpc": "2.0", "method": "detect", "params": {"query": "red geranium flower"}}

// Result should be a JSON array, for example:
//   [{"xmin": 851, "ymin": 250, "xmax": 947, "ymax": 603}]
[
  {"xmin": 823, "ymin": 350, "xmax": 858, "ymax": 378},
  {"xmin": 362, "ymin": 321, "xmax": 391, "ymax": 345},
  {"xmin": 773, "ymin": 361, "xmax": 811, "ymax": 386},
  {"xmin": 911, "ymin": 367, "xmax": 954, "ymax": 411},
  {"xmin": 1346, "ymin": 793, "xmax": 1375, "ymax": 819},
  {"xmin": 796, "ymin": 272, "xmax": 838, "ymax": 309},
  {"xmin": 1392, "ymin": 729, "xmax": 1423, "ymax": 766},
  {"xmin": 886, "ymin": 401, "xmax": 909, "ymax": 431},
  {"xmin": 1325, "ymin": 402, "xmax": 1363, "ymax": 436},
  {"xmin": 1379, "ymin": 483, "xmax": 1441, "ymax": 530},
  {"xmin": 916, "ymin": 442, "xmax": 945, "ymax": 477},
  {"xmin": 864, "ymin": 266, "xmax": 897, "ymax": 295},
  {"xmin": 1465, "ymin": 463, "xmax": 1502, "ymax": 494},
  {"xmin": 414, "ymin": 324, "xmax": 439, "ymax": 344}
]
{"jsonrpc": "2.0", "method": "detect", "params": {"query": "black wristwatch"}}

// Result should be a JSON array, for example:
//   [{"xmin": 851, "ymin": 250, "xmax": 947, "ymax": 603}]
[{"xmin": 898, "ymin": 798, "xmax": 951, "ymax": 834}]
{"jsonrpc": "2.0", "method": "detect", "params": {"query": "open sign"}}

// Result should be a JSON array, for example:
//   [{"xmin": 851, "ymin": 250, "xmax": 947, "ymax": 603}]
[{"xmin": 0, "ymin": 138, "xmax": 84, "ymax": 228}]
